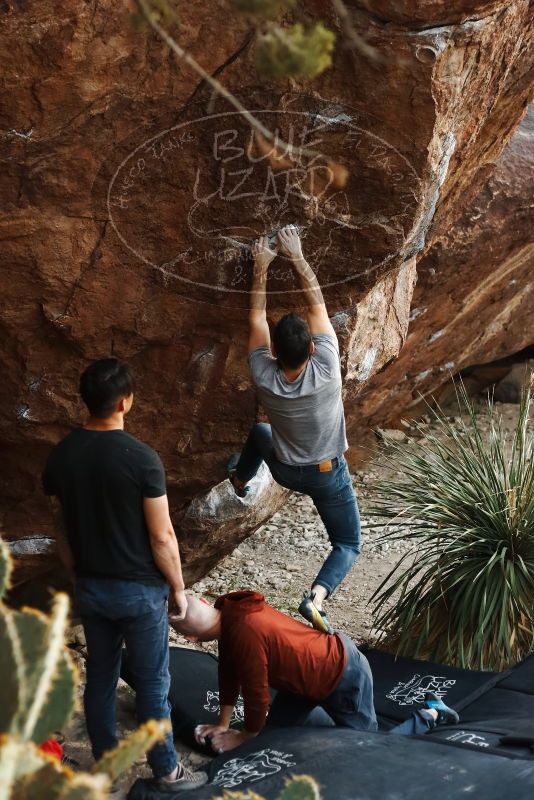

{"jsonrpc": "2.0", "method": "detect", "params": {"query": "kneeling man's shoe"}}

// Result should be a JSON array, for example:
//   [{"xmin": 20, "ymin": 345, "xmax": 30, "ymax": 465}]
[
  {"xmin": 298, "ymin": 591, "xmax": 334, "ymax": 635},
  {"xmin": 424, "ymin": 692, "xmax": 460, "ymax": 726}
]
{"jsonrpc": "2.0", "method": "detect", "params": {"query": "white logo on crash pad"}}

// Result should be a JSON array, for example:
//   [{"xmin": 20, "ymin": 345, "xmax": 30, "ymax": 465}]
[
  {"xmin": 446, "ymin": 731, "xmax": 490, "ymax": 748},
  {"xmin": 204, "ymin": 690, "xmax": 244, "ymax": 724},
  {"xmin": 386, "ymin": 674, "xmax": 456, "ymax": 706},
  {"xmin": 212, "ymin": 748, "xmax": 297, "ymax": 789}
]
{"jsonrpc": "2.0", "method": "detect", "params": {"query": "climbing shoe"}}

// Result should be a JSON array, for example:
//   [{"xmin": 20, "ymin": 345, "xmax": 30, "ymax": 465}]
[
  {"xmin": 227, "ymin": 454, "xmax": 250, "ymax": 498},
  {"xmin": 298, "ymin": 591, "xmax": 334, "ymax": 635},
  {"xmin": 424, "ymin": 691, "xmax": 460, "ymax": 726}
]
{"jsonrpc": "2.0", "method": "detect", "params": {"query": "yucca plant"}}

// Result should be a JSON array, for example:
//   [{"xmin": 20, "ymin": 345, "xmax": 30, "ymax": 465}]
[{"xmin": 368, "ymin": 380, "xmax": 534, "ymax": 671}]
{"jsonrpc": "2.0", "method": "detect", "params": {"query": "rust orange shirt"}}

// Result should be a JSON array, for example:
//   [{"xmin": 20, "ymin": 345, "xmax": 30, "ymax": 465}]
[{"xmin": 215, "ymin": 591, "xmax": 347, "ymax": 732}]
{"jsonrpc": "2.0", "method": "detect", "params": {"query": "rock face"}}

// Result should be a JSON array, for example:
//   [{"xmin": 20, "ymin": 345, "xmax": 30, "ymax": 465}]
[
  {"xmin": 346, "ymin": 104, "xmax": 534, "ymax": 446},
  {"xmin": 1, "ymin": 1, "xmax": 533, "ymax": 589}
]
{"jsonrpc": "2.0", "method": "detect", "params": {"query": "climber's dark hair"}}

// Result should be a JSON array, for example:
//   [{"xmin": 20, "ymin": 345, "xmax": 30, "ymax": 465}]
[
  {"xmin": 79, "ymin": 358, "xmax": 134, "ymax": 418},
  {"xmin": 272, "ymin": 313, "xmax": 312, "ymax": 369}
]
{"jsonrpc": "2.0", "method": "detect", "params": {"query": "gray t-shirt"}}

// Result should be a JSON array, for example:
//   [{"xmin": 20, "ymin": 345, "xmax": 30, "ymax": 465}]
[{"xmin": 249, "ymin": 333, "xmax": 348, "ymax": 465}]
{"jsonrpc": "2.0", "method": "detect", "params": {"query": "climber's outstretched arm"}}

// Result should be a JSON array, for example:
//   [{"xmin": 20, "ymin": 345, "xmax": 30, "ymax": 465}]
[
  {"xmin": 248, "ymin": 235, "xmax": 277, "ymax": 353},
  {"xmin": 278, "ymin": 226, "xmax": 335, "ymax": 337}
]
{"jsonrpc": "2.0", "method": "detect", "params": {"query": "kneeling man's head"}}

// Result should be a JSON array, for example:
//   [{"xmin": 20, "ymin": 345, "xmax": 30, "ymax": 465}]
[{"xmin": 169, "ymin": 595, "xmax": 221, "ymax": 642}]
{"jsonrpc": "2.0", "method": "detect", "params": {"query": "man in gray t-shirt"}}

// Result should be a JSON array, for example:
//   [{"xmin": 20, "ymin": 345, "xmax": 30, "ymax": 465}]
[
  {"xmin": 249, "ymin": 332, "xmax": 347, "ymax": 466},
  {"xmin": 229, "ymin": 226, "xmax": 361, "ymax": 634}
]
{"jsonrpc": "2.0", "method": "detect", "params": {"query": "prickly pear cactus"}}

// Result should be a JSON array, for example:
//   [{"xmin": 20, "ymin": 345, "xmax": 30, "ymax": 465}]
[
  {"xmin": 0, "ymin": 538, "xmax": 11, "ymax": 599},
  {"xmin": 95, "ymin": 720, "xmax": 171, "ymax": 780},
  {"xmin": 0, "ymin": 542, "xmax": 172, "ymax": 800},
  {"xmin": 278, "ymin": 775, "xmax": 321, "ymax": 800},
  {"xmin": 11, "ymin": 750, "xmax": 109, "ymax": 800},
  {"xmin": 215, "ymin": 774, "xmax": 322, "ymax": 800},
  {"xmin": 0, "ymin": 592, "xmax": 76, "ymax": 743}
]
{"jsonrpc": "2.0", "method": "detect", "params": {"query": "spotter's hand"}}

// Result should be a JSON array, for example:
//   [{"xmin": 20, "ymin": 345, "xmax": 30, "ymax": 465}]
[{"xmin": 168, "ymin": 589, "xmax": 188, "ymax": 621}]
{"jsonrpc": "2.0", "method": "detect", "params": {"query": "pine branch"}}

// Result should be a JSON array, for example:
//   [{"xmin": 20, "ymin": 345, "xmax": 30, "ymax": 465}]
[
  {"xmin": 330, "ymin": 0, "xmax": 383, "ymax": 63},
  {"xmin": 133, "ymin": 0, "xmax": 347, "ymax": 186}
]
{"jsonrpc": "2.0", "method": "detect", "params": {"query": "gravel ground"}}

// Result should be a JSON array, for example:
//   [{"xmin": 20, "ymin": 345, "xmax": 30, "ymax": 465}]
[{"xmin": 61, "ymin": 399, "xmax": 527, "ymax": 796}]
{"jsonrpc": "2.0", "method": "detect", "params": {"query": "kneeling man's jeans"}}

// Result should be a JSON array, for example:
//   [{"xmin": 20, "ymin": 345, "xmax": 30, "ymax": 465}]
[
  {"xmin": 236, "ymin": 423, "xmax": 361, "ymax": 595},
  {"xmin": 75, "ymin": 578, "xmax": 177, "ymax": 778},
  {"xmin": 267, "ymin": 634, "xmax": 435, "ymax": 737}
]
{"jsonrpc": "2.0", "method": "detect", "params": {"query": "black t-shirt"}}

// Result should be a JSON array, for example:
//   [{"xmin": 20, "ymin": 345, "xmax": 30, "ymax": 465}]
[{"xmin": 43, "ymin": 428, "xmax": 167, "ymax": 585}]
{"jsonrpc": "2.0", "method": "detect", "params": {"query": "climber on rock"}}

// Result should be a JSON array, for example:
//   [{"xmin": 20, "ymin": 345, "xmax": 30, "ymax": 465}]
[
  {"xmin": 228, "ymin": 224, "xmax": 361, "ymax": 634},
  {"xmin": 170, "ymin": 592, "xmax": 460, "ymax": 754}
]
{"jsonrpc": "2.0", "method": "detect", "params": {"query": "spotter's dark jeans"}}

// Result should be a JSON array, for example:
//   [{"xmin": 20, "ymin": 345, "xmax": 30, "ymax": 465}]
[
  {"xmin": 236, "ymin": 423, "xmax": 361, "ymax": 596},
  {"xmin": 75, "ymin": 578, "xmax": 178, "ymax": 778}
]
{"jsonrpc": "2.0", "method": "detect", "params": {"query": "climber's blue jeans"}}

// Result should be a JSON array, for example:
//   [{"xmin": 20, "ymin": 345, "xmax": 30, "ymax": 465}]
[
  {"xmin": 75, "ymin": 578, "xmax": 177, "ymax": 778},
  {"xmin": 236, "ymin": 423, "xmax": 361, "ymax": 596}
]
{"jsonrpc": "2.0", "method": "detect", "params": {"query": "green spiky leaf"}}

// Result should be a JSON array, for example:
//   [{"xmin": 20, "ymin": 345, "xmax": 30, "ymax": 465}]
[
  {"xmin": 11, "ymin": 609, "xmax": 53, "ymax": 732},
  {"xmin": 256, "ymin": 23, "xmax": 335, "ymax": 80},
  {"xmin": 21, "ymin": 593, "xmax": 73, "ymax": 743},
  {"xmin": 94, "ymin": 720, "xmax": 171, "ymax": 780},
  {"xmin": 31, "ymin": 652, "xmax": 77, "ymax": 744}
]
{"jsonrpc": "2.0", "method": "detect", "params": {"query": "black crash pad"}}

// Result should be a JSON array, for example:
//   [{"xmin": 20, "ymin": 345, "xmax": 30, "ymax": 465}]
[
  {"xmin": 125, "ymin": 648, "xmax": 534, "ymax": 800},
  {"xmin": 181, "ymin": 727, "xmax": 534, "ymax": 799},
  {"xmin": 362, "ymin": 647, "xmax": 502, "ymax": 723},
  {"xmin": 425, "ymin": 723, "xmax": 534, "ymax": 759},
  {"xmin": 497, "ymin": 653, "xmax": 534, "ymax": 695},
  {"xmin": 458, "ymin": 687, "xmax": 534, "ymax": 725}
]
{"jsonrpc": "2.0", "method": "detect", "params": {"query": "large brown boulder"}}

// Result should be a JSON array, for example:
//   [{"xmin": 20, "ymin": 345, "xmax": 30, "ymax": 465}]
[{"xmin": 1, "ymin": 1, "xmax": 532, "ymax": 589}]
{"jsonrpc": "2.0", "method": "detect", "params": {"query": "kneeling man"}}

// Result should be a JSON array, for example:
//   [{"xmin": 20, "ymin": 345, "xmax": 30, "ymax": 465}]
[{"xmin": 170, "ymin": 592, "xmax": 459, "ymax": 754}]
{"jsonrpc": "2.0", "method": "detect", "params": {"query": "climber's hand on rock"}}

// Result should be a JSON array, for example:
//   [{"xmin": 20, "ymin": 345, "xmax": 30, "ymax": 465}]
[
  {"xmin": 169, "ymin": 589, "xmax": 188, "ymax": 621},
  {"xmin": 278, "ymin": 225, "xmax": 303, "ymax": 260},
  {"xmin": 252, "ymin": 235, "xmax": 277, "ymax": 273}
]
